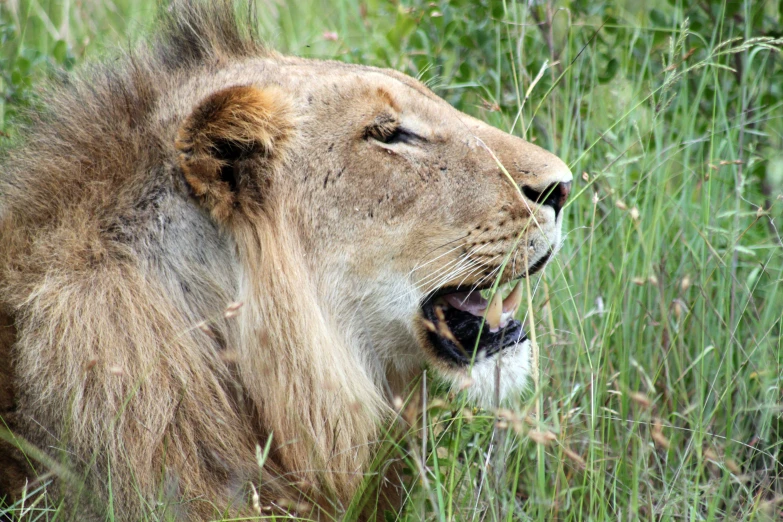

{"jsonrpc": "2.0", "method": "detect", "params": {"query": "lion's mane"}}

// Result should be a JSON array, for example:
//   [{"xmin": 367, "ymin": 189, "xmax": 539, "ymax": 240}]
[{"xmin": 0, "ymin": 2, "xmax": 389, "ymax": 518}]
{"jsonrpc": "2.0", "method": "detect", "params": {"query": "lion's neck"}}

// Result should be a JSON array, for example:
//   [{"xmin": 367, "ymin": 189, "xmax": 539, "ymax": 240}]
[{"xmin": 232, "ymin": 219, "xmax": 389, "ymax": 502}]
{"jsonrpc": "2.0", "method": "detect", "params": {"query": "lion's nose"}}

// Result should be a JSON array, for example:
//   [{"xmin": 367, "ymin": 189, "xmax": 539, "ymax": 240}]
[{"xmin": 522, "ymin": 181, "xmax": 572, "ymax": 217}]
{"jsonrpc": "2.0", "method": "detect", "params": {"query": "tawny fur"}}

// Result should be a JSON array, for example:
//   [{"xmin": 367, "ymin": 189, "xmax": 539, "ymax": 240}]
[{"xmin": 0, "ymin": 1, "xmax": 572, "ymax": 519}]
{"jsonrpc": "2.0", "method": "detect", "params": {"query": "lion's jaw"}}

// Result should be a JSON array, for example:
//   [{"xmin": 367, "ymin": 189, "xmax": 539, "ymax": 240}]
[{"xmin": 312, "ymin": 261, "xmax": 539, "ymax": 408}]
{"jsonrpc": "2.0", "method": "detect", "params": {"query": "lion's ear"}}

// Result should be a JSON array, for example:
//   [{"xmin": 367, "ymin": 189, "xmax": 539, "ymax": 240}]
[{"xmin": 175, "ymin": 85, "xmax": 293, "ymax": 221}]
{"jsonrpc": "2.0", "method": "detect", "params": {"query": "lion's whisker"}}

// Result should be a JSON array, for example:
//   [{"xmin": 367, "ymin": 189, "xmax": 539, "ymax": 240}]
[
  {"xmin": 411, "ymin": 254, "xmax": 476, "ymax": 292},
  {"xmin": 411, "ymin": 262, "xmax": 479, "ymax": 302},
  {"xmin": 407, "ymin": 241, "xmax": 469, "ymax": 279},
  {"xmin": 418, "ymin": 257, "xmax": 483, "ymax": 296}
]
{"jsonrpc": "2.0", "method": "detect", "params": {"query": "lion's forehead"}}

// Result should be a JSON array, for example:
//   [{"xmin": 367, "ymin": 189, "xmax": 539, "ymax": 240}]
[{"xmin": 157, "ymin": 57, "xmax": 447, "ymax": 126}]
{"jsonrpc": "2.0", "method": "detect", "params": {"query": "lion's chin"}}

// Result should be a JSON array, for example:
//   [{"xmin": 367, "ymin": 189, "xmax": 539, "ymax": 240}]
[
  {"xmin": 422, "ymin": 339, "xmax": 531, "ymax": 410},
  {"xmin": 444, "ymin": 338, "xmax": 532, "ymax": 407}
]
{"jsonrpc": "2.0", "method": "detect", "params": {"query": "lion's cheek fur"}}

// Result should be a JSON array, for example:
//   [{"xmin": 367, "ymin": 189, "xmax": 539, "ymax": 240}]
[{"xmin": 230, "ymin": 220, "xmax": 391, "ymax": 500}]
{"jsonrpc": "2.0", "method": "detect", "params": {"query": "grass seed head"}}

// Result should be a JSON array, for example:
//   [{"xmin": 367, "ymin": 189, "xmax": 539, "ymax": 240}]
[
  {"xmin": 458, "ymin": 376, "xmax": 475, "ymax": 391},
  {"xmin": 250, "ymin": 483, "xmax": 261, "ymax": 514},
  {"xmin": 652, "ymin": 418, "xmax": 671, "ymax": 450},
  {"xmin": 224, "ymin": 301, "xmax": 244, "ymax": 318},
  {"xmin": 528, "ymin": 429, "xmax": 557, "ymax": 445},
  {"xmin": 562, "ymin": 446, "xmax": 587, "ymax": 469},
  {"xmin": 629, "ymin": 391, "xmax": 652, "ymax": 409}
]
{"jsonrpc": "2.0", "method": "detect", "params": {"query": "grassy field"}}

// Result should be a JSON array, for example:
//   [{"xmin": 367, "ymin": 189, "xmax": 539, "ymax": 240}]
[{"xmin": 2, "ymin": 0, "xmax": 782, "ymax": 520}]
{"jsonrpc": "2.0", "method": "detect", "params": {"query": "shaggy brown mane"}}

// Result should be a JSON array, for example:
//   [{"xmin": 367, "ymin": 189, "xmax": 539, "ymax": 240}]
[
  {"xmin": 156, "ymin": 0, "xmax": 270, "ymax": 69},
  {"xmin": 0, "ymin": 1, "xmax": 274, "ymax": 227},
  {"xmin": 0, "ymin": 2, "xmax": 303, "ymax": 519}
]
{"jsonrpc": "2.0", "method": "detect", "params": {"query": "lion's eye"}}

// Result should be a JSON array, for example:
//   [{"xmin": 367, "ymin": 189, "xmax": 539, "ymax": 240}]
[
  {"xmin": 379, "ymin": 127, "xmax": 421, "ymax": 145},
  {"xmin": 367, "ymin": 124, "xmax": 422, "ymax": 145}
]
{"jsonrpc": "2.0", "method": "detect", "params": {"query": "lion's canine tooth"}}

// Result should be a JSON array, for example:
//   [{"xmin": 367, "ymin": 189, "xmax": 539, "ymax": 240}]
[
  {"xmin": 484, "ymin": 290, "xmax": 503, "ymax": 330},
  {"xmin": 503, "ymin": 279, "xmax": 523, "ymax": 313}
]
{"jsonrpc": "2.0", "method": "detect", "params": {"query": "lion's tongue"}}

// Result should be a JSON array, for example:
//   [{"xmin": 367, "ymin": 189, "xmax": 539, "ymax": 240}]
[
  {"xmin": 442, "ymin": 280, "xmax": 524, "ymax": 332},
  {"xmin": 444, "ymin": 292, "xmax": 487, "ymax": 316}
]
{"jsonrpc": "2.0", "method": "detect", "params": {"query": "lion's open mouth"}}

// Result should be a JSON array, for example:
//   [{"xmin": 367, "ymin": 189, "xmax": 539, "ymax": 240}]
[{"xmin": 421, "ymin": 279, "xmax": 528, "ymax": 366}]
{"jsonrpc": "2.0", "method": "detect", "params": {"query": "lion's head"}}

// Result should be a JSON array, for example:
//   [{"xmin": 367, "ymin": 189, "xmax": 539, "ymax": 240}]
[{"xmin": 0, "ymin": 2, "xmax": 571, "ymax": 519}]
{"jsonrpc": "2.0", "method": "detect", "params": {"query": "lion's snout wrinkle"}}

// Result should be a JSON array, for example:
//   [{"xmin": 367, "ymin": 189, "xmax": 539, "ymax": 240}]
[
  {"xmin": 0, "ymin": 1, "xmax": 572, "ymax": 520},
  {"xmin": 465, "ymin": 117, "xmax": 572, "ymax": 219}
]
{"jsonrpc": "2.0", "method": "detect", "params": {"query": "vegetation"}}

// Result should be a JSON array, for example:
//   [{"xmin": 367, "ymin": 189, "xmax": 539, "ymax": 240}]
[{"xmin": 2, "ymin": 0, "xmax": 782, "ymax": 520}]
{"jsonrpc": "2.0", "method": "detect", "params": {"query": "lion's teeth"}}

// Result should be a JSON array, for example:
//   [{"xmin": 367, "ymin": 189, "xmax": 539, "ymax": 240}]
[
  {"xmin": 484, "ymin": 290, "xmax": 503, "ymax": 330},
  {"xmin": 502, "ymin": 279, "xmax": 523, "ymax": 313}
]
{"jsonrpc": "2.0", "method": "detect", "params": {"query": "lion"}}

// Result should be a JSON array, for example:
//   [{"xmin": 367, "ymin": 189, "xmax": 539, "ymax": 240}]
[{"xmin": 0, "ymin": 1, "xmax": 572, "ymax": 519}]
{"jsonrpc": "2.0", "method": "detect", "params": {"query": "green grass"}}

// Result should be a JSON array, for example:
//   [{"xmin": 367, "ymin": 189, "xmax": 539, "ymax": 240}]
[{"xmin": 2, "ymin": 0, "xmax": 782, "ymax": 520}]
